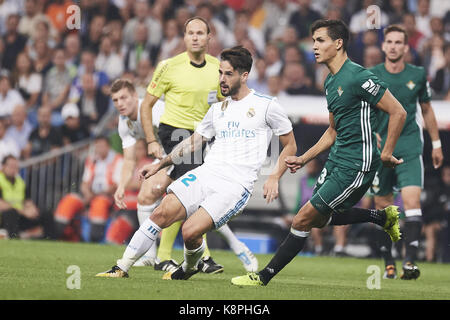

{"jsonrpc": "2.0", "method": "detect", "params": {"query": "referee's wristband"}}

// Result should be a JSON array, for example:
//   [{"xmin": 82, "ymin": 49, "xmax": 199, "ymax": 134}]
[
  {"xmin": 432, "ymin": 140, "xmax": 442, "ymax": 149},
  {"xmin": 146, "ymin": 140, "xmax": 157, "ymax": 145}
]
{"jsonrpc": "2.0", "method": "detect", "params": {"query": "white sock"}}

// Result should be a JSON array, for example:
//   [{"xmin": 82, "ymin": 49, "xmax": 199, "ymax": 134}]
[
  {"xmin": 137, "ymin": 201, "xmax": 161, "ymax": 259},
  {"xmin": 117, "ymin": 218, "xmax": 161, "ymax": 272},
  {"xmin": 216, "ymin": 224, "xmax": 244, "ymax": 254},
  {"xmin": 182, "ymin": 239, "xmax": 205, "ymax": 272},
  {"xmin": 137, "ymin": 201, "xmax": 161, "ymax": 225}
]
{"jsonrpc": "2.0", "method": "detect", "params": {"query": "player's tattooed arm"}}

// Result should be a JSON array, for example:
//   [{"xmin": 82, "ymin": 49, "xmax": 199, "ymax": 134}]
[{"xmin": 139, "ymin": 132, "xmax": 207, "ymax": 179}]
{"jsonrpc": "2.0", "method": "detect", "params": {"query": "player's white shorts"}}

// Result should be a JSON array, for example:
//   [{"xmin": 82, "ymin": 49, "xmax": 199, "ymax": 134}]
[{"xmin": 167, "ymin": 165, "xmax": 251, "ymax": 229}]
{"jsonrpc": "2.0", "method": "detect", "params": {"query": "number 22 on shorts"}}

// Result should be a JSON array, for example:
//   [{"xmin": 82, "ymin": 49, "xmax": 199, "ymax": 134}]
[{"xmin": 181, "ymin": 174, "xmax": 197, "ymax": 187}]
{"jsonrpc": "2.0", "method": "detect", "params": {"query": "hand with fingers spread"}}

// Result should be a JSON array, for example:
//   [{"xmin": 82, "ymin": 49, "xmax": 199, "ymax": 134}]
[{"xmin": 285, "ymin": 155, "xmax": 307, "ymax": 174}]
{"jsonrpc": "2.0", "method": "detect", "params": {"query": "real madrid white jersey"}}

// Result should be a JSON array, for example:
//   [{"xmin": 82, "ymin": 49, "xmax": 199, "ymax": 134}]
[
  {"xmin": 118, "ymin": 99, "xmax": 165, "ymax": 149},
  {"xmin": 195, "ymin": 89, "xmax": 292, "ymax": 193}
]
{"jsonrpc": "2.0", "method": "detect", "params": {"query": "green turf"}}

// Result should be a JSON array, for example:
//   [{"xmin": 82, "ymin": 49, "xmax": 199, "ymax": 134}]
[{"xmin": 1, "ymin": 239, "xmax": 449, "ymax": 300}]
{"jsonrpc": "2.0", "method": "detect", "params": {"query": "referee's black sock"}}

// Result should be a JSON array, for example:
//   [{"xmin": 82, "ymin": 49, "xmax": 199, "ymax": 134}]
[
  {"xmin": 328, "ymin": 208, "xmax": 386, "ymax": 227},
  {"xmin": 403, "ymin": 216, "xmax": 422, "ymax": 264},
  {"xmin": 258, "ymin": 229, "xmax": 309, "ymax": 285}
]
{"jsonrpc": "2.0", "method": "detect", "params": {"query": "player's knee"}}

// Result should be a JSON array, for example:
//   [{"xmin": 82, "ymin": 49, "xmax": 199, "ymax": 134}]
[
  {"xmin": 181, "ymin": 224, "xmax": 202, "ymax": 247},
  {"xmin": 137, "ymin": 187, "xmax": 164, "ymax": 205},
  {"xmin": 150, "ymin": 204, "xmax": 171, "ymax": 228},
  {"xmin": 291, "ymin": 213, "xmax": 313, "ymax": 231}
]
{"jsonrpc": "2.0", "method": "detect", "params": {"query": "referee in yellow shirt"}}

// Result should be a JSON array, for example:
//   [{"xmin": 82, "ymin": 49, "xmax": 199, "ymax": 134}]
[{"xmin": 137, "ymin": 17, "xmax": 258, "ymax": 273}]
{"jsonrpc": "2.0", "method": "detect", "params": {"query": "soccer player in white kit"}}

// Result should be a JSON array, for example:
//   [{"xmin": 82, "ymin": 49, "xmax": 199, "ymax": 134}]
[
  {"xmin": 107, "ymin": 78, "xmax": 259, "ymax": 272},
  {"xmin": 97, "ymin": 46, "xmax": 296, "ymax": 280}
]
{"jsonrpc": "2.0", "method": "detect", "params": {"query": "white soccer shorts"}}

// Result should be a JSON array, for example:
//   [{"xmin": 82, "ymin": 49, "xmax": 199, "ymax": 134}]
[{"xmin": 167, "ymin": 165, "xmax": 251, "ymax": 229}]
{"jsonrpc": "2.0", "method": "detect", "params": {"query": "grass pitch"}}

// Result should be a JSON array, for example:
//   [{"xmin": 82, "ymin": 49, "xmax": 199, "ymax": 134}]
[{"xmin": 1, "ymin": 239, "xmax": 449, "ymax": 300}]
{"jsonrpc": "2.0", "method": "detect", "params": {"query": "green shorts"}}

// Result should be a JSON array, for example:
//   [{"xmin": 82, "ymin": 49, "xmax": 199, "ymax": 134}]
[
  {"xmin": 310, "ymin": 160, "xmax": 377, "ymax": 216},
  {"xmin": 371, "ymin": 155, "xmax": 423, "ymax": 196}
]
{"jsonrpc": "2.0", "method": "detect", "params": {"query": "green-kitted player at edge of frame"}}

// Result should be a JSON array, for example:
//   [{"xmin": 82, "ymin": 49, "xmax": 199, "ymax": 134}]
[{"xmin": 232, "ymin": 19, "xmax": 407, "ymax": 287}]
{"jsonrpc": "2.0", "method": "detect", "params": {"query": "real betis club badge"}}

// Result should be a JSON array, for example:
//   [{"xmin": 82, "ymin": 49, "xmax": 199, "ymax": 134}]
[
  {"xmin": 406, "ymin": 80, "xmax": 416, "ymax": 90},
  {"xmin": 337, "ymin": 86, "xmax": 344, "ymax": 96}
]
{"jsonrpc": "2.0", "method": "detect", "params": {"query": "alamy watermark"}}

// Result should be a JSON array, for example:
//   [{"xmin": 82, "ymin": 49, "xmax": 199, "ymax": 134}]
[
  {"xmin": 66, "ymin": 4, "xmax": 81, "ymax": 30},
  {"xmin": 66, "ymin": 265, "xmax": 81, "ymax": 289},
  {"xmin": 366, "ymin": 265, "xmax": 381, "ymax": 290},
  {"xmin": 366, "ymin": 5, "xmax": 382, "ymax": 30}
]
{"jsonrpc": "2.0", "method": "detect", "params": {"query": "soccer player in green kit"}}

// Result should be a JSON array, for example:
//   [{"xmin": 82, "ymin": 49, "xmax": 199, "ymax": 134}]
[
  {"xmin": 231, "ymin": 19, "xmax": 407, "ymax": 287},
  {"xmin": 370, "ymin": 25, "xmax": 444, "ymax": 280}
]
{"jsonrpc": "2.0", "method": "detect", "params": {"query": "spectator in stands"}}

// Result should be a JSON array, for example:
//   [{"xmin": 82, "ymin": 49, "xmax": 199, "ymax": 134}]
[
  {"xmin": 26, "ymin": 19, "xmax": 57, "ymax": 60},
  {"xmin": 197, "ymin": 2, "xmax": 235, "ymax": 49},
  {"xmin": 5, "ymin": 104, "xmax": 33, "ymax": 158},
  {"xmin": 122, "ymin": 0, "xmax": 162, "ymax": 52},
  {"xmin": 415, "ymin": 0, "xmax": 433, "ymax": 38},
  {"xmin": 174, "ymin": 5, "xmax": 193, "ymax": 34},
  {"xmin": 23, "ymin": 105, "xmax": 63, "ymax": 158},
  {"xmin": 53, "ymin": 136, "xmax": 123, "ymax": 242},
  {"xmin": 70, "ymin": 49, "xmax": 109, "ymax": 103},
  {"xmin": 348, "ymin": 0, "xmax": 388, "ymax": 35},
  {"xmin": 248, "ymin": 58, "xmax": 269, "ymax": 94},
  {"xmin": 386, "ymin": 0, "xmax": 408, "ymax": 25},
  {"xmin": 0, "ymin": 120, "xmax": 20, "ymax": 163},
  {"xmin": 133, "ymin": 58, "xmax": 153, "ymax": 99},
  {"xmin": 31, "ymin": 38, "xmax": 52, "ymax": 76},
  {"xmin": 267, "ymin": 74, "xmax": 282, "ymax": 97},
  {"xmin": 363, "ymin": 45, "xmax": 383, "ymax": 68},
  {"xmin": 348, "ymin": 29, "xmax": 380, "ymax": 66},
  {"xmin": 403, "ymin": 13, "xmax": 427, "ymax": 53},
  {"xmin": 11, "ymin": 51, "xmax": 42, "ymax": 111},
  {"xmin": 431, "ymin": 43, "xmax": 450, "ymax": 99},
  {"xmin": 264, "ymin": 42, "xmax": 283, "ymax": 77},
  {"xmin": 105, "ymin": 139, "xmax": 154, "ymax": 245},
  {"xmin": 422, "ymin": 164, "xmax": 450, "ymax": 262},
  {"xmin": 18, "ymin": 0, "xmax": 51, "ymax": 38},
  {"xmin": 81, "ymin": 15, "xmax": 106, "ymax": 53},
  {"xmin": 64, "ymin": 33, "xmax": 81, "ymax": 70},
  {"xmin": 41, "ymin": 47, "xmax": 72, "ymax": 126},
  {"xmin": 232, "ymin": 10, "xmax": 265, "ymax": 55},
  {"xmin": 60, "ymin": 103, "xmax": 90, "ymax": 146},
  {"xmin": 0, "ymin": 70, "xmax": 24, "ymax": 119},
  {"xmin": 158, "ymin": 18, "xmax": 181, "ymax": 62},
  {"xmin": 95, "ymin": 35, "xmax": 124, "ymax": 81},
  {"xmin": 281, "ymin": 62, "xmax": 321, "ymax": 96},
  {"xmin": 0, "ymin": 155, "xmax": 42, "ymax": 239},
  {"xmin": 123, "ymin": 22, "xmax": 155, "ymax": 73},
  {"xmin": 288, "ymin": 0, "xmax": 322, "ymax": 42},
  {"xmin": 45, "ymin": 0, "xmax": 72, "ymax": 35},
  {"xmin": 76, "ymin": 72, "xmax": 110, "ymax": 126},
  {"xmin": 2, "ymin": 14, "xmax": 27, "ymax": 71},
  {"xmin": 422, "ymin": 34, "xmax": 446, "ymax": 80},
  {"xmin": 262, "ymin": 0, "xmax": 298, "ymax": 42}
]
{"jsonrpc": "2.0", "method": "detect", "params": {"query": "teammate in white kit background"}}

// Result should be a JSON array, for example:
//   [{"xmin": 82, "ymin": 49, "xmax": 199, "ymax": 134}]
[{"xmin": 97, "ymin": 46, "xmax": 296, "ymax": 280}]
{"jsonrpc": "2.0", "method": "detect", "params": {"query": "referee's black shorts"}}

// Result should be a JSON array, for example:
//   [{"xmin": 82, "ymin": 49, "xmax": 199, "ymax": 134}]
[{"xmin": 158, "ymin": 123, "xmax": 205, "ymax": 180}]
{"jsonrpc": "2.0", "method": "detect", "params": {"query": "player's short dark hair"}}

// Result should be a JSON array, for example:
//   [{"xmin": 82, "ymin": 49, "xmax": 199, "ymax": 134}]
[
  {"xmin": 110, "ymin": 78, "xmax": 136, "ymax": 94},
  {"xmin": 220, "ymin": 46, "xmax": 253, "ymax": 74},
  {"xmin": 94, "ymin": 135, "xmax": 110, "ymax": 145},
  {"xmin": 310, "ymin": 19, "xmax": 350, "ymax": 52},
  {"xmin": 384, "ymin": 24, "xmax": 409, "ymax": 44},
  {"xmin": 183, "ymin": 16, "xmax": 210, "ymax": 34}
]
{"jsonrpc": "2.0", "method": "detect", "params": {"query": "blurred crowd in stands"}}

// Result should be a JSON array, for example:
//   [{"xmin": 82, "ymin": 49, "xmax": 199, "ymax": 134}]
[{"xmin": 0, "ymin": 0, "xmax": 449, "ymax": 262}]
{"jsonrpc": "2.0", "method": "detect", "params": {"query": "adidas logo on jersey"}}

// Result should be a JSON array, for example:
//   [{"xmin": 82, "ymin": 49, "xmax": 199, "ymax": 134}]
[{"xmin": 361, "ymin": 79, "xmax": 380, "ymax": 96}]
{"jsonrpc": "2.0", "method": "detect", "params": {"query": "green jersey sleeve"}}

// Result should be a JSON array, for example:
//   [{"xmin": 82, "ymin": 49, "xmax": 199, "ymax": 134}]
[
  {"xmin": 353, "ymin": 70, "xmax": 388, "ymax": 106},
  {"xmin": 418, "ymin": 69, "xmax": 432, "ymax": 103}
]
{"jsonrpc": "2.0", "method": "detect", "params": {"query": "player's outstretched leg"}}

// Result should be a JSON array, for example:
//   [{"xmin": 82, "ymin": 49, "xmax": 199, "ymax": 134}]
[
  {"xmin": 217, "ymin": 224, "xmax": 258, "ymax": 272},
  {"xmin": 96, "ymin": 218, "xmax": 162, "ymax": 278}
]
